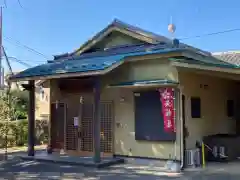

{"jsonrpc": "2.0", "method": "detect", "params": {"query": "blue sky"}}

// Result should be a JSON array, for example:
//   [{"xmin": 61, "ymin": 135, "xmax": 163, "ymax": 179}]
[{"xmin": 2, "ymin": 0, "xmax": 240, "ymax": 71}]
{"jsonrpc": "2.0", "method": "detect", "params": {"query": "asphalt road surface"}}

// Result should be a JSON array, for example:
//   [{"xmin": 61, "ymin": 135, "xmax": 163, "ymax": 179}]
[{"xmin": 0, "ymin": 157, "xmax": 239, "ymax": 179}]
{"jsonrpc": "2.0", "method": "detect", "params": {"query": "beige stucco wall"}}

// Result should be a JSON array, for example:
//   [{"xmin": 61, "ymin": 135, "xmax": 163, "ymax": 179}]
[
  {"xmin": 101, "ymin": 87, "xmax": 180, "ymax": 160},
  {"xmin": 104, "ymin": 59, "xmax": 178, "ymax": 84},
  {"xmin": 84, "ymin": 31, "xmax": 143, "ymax": 53},
  {"xmin": 104, "ymin": 33, "xmax": 142, "ymax": 49},
  {"xmin": 179, "ymin": 71, "xmax": 238, "ymax": 149},
  {"xmin": 48, "ymin": 66, "xmax": 239, "ymax": 159},
  {"xmin": 101, "ymin": 59, "xmax": 180, "ymax": 160},
  {"xmin": 35, "ymin": 87, "xmax": 50, "ymax": 120}
]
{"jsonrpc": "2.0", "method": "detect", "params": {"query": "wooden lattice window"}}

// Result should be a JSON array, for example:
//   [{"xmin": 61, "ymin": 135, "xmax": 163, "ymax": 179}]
[
  {"xmin": 100, "ymin": 101, "xmax": 113, "ymax": 153},
  {"xmin": 64, "ymin": 95, "xmax": 114, "ymax": 153},
  {"xmin": 66, "ymin": 101, "xmax": 78, "ymax": 151},
  {"xmin": 81, "ymin": 102, "xmax": 94, "ymax": 152}
]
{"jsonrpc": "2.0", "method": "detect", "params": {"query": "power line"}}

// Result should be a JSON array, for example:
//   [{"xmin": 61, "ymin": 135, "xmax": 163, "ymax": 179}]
[
  {"xmin": 8, "ymin": 56, "xmax": 45, "ymax": 63},
  {"xmin": 17, "ymin": 0, "xmax": 23, "ymax": 9},
  {"xmin": 7, "ymin": 56, "xmax": 45, "ymax": 68},
  {"xmin": 8, "ymin": 57, "xmax": 32, "ymax": 68},
  {"xmin": 3, "ymin": 0, "xmax": 6, "ymax": 8},
  {"xmin": 180, "ymin": 28, "xmax": 240, "ymax": 41},
  {"xmin": 2, "ymin": 46, "xmax": 20, "ymax": 90},
  {"xmin": 4, "ymin": 36, "xmax": 51, "ymax": 59},
  {"xmin": 4, "ymin": 36, "xmax": 52, "ymax": 60},
  {"xmin": 2, "ymin": 0, "xmax": 24, "ymax": 9},
  {"xmin": 2, "ymin": 47, "xmax": 46, "ymax": 64},
  {"xmin": 2, "ymin": 47, "xmax": 13, "ymax": 75}
]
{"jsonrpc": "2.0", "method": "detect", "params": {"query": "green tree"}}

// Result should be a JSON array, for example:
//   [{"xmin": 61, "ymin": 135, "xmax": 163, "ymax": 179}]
[
  {"xmin": 0, "ymin": 89, "xmax": 29, "ymax": 121},
  {"xmin": 10, "ymin": 90, "xmax": 29, "ymax": 120}
]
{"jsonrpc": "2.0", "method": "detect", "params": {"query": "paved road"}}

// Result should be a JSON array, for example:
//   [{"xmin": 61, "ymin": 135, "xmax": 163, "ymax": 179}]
[{"xmin": 0, "ymin": 158, "xmax": 239, "ymax": 179}]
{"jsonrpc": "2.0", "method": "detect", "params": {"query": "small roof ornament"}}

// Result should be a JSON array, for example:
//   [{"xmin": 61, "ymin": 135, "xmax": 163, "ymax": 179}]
[
  {"xmin": 168, "ymin": 23, "xmax": 176, "ymax": 34},
  {"xmin": 168, "ymin": 21, "xmax": 179, "ymax": 48}
]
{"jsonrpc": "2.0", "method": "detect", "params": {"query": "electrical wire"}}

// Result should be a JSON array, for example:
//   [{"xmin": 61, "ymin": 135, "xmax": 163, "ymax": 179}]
[
  {"xmin": 3, "ymin": 0, "xmax": 6, "ymax": 8},
  {"xmin": 7, "ymin": 57, "xmax": 32, "ymax": 68},
  {"xmin": 4, "ymin": 21, "xmax": 240, "ymax": 65},
  {"xmin": 17, "ymin": 0, "xmax": 23, "ymax": 9},
  {"xmin": 3, "ymin": 36, "xmax": 52, "ymax": 60},
  {"xmin": 1, "ymin": 0, "xmax": 23, "ymax": 8},
  {"xmin": 180, "ymin": 28, "xmax": 240, "ymax": 41},
  {"xmin": 2, "ymin": 46, "xmax": 13, "ymax": 74},
  {"xmin": 8, "ymin": 57, "xmax": 45, "ymax": 64},
  {"xmin": 2, "ymin": 47, "xmax": 46, "ymax": 64}
]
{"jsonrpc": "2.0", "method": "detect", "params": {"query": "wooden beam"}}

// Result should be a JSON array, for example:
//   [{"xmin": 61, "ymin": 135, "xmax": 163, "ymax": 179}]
[
  {"xmin": 93, "ymin": 78, "xmax": 101, "ymax": 163},
  {"xmin": 27, "ymin": 80, "xmax": 35, "ymax": 156}
]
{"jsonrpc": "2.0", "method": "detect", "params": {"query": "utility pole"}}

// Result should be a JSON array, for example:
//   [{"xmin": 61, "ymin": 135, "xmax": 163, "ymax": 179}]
[
  {"xmin": 0, "ymin": 7, "xmax": 3, "ymax": 88},
  {"xmin": 0, "ymin": 6, "xmax": 7, "ymax": 160}
]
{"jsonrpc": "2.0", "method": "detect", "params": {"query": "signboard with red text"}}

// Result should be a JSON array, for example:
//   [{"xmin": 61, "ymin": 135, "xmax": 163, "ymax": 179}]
[{"xmin": 159, "ymin": 88, "xmax": 175, "ymax": 133}]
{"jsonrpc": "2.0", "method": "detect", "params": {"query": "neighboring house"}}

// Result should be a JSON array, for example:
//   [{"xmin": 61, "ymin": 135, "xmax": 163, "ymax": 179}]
[
  {"xmin": 6, "ymin": 73, "xmax": 50, "ymax": 121},
  {"xmin": 5, "ymin": 72, "xmax": 25, "ymax": 90},
  {"xmin": 212, "ymin": 50, "xmax": 240, "ymax": 65},
  {"xmin": 35, "ymin": 81, "xmax": 50, "ymax": 121},
  {"xmin": 9, "ymin": 19, "xmax": 240, "ymax": 168}
]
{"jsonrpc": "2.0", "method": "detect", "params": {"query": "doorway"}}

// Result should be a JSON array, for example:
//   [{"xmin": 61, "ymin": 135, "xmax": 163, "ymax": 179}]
[
  {"xmin": 65, "ymin": 94, "xmax": 114, "ymax": 157},
  {"xmin": 50, "ymin": 102, "xmax": 66, "ymax": 150}
]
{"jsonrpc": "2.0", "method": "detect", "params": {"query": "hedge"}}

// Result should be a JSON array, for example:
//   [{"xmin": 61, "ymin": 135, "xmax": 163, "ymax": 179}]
[{"xmin": 0, "ymin": 119, "xmax": 49, "ymax": 148}]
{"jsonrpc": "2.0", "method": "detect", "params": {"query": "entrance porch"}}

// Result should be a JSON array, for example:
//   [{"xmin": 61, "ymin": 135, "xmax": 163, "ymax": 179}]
[
  {"xmin": 21, "ymin": 76, "xmax": 118, "ymax": 166},
  {"xmin": 49, "ymin": 77, "xmax": 115, "ymax": 158}
]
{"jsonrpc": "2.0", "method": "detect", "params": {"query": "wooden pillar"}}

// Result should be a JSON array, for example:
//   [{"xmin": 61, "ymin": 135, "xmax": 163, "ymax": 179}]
[
  {"xmin": 93, "ymin": 78, "xmax": 101, "ymax": 163},
  {"xmin": 47, "ymin": 103, "xmax": 53, "ymax": 154},
  {"xmin": 47, "ymin": 80, "xmax": 53, "ymax": 154},
  {"xmin": 28, "ymin": 80, "xmax": 35, "ymax": 156}
]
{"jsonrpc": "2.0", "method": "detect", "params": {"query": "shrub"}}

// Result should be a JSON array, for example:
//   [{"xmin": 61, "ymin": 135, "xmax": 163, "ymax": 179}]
[{"xmin": 0, "ymin": 119, "xmax": 49, "ymax": 148}]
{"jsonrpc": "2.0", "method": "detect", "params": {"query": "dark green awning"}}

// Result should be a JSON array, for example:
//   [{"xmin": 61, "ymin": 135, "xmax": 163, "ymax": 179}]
[{"xmin": 108, "ymin": 79, "xmax": 179, "ymax": 88}]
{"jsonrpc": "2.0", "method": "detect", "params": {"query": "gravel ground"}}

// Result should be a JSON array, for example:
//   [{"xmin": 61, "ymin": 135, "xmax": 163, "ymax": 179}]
[{"xmin": 0, "ymin": 157, "xmax": 239, "ymax": 179}]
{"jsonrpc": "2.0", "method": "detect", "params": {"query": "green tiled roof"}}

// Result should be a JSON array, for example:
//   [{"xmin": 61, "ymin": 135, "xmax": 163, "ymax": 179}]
[
  {"xmin": 10, "ymin": 47, "xmax": 240, "ymax": 81},
  {"xmin": 11, "ymin": 54, "xmax": 126, "ymax": 79},
  {"xmin": 9, "ymin": 48, "xmax": 183, "ymax": 80}
]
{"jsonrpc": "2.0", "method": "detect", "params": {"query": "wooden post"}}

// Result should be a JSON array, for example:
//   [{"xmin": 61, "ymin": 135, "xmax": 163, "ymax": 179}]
[
  {"xmin": 28, "ymin": 80, "xmax": 35, "ymax": 156},
  {"xmin": 93, "ymin": 78, "xmax": 101, "ymax": 163},
  {"xmin": 47, "ymin": 103, "xmax": 53, "ymax": 154}
]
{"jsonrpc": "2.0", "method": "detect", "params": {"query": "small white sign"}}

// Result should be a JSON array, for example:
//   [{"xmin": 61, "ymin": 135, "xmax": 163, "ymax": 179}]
[
  {"xmin": 134, "ymin": 93, "xmax": 140, "ymax": 97},
  {"xmin": 74, "ymin": 117, "xmax": 79, "ymax": 127}
]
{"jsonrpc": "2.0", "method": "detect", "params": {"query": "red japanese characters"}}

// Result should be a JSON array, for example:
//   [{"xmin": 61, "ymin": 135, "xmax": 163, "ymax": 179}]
[{"xmin": 159, "ymin": 88, "xmax": 175, "ymax": 133}]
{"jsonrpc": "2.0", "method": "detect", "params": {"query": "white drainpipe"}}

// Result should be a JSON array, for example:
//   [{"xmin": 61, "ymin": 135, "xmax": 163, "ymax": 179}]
[
  {"xmin": 179, "ymin": 87, "xmax": 184, "ymax": 169},
  {"xmin": 177, "ymin": 86, "xmax": 184, "ymax": 169}
]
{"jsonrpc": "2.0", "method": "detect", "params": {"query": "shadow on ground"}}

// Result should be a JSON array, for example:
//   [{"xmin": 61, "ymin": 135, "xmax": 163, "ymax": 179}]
[
  {"xmin": 0, "ymin": 156, "xmax": 239, "ymax": 179},
  {"xmin": 0, "ymin": 157, "xmax": 182, "ymax": 179}
]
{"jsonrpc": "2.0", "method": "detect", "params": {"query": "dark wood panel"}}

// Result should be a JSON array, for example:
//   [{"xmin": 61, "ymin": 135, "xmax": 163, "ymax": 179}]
[
  {"xmin": 50, "ymin": 103, "xmax": 65, "ymax": 149},
  {"xmin": 134, "ymin": 90, "xmax": 176, "ymax": 141},
  {"xmin": 57, "ymin": 79, "xmax": 94, "ymax": 93}
]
